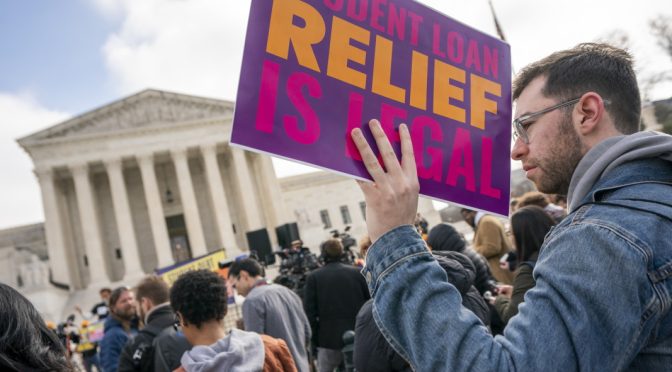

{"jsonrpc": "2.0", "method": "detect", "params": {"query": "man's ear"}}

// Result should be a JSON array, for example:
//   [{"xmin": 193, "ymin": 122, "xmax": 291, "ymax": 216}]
[
  {"xmin": 176, "ymin": 311, "xmax": 186, "ymax": 327},
  {"xmin": 574, "ymin": 92, "xmax": 607, "ymax": 136},
  {"xmin": 239, "ymin": 270, "xmax": 250, "ymax": 280}
]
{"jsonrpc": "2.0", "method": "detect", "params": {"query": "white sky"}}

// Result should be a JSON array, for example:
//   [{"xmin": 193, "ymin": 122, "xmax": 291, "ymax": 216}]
[{"xmin": 1, "ymin": 0, "xmax": 671, "ymax": 228}]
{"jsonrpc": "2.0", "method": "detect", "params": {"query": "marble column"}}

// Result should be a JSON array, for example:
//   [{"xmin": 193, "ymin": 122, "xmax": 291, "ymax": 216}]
[
  {"xmin": 171, "ymin": 147, "xmax": 207, "ymax": 257},
  {"xmin": 255, "ymin": 154, "xmax": 291, "ymax": 228},
  {"xmin": 70, "ymin": 162, "xmax": 109, "ymax": 284},
  {"xmin": 104, "ymin": 158, "xmax": 144, "ymax": 279},
  {"xmin": 201, "ymin": 143, "xmax": 240, "ymax": 258},
  {"xmin": 230, "ymin": 147, "xmax": 264, "ymax": 232},
  {"xmin": 35, "ymin": 168, "xmax": 73, "ymax": 288},
  {"xmin": 137, "ymin": 153, "xmax": 173, "ymax": 268}
]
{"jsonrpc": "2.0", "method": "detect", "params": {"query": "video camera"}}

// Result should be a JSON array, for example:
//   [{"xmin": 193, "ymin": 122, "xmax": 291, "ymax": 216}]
[{"xmin": 273, "ymin": 242, "xmax": 320, "ymax": 299}]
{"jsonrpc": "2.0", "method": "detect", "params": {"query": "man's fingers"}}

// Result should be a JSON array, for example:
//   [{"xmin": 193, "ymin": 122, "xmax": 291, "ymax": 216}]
[
  {"xmin": 356, "ymin": 179, "xmax": 375, "ymax": 188},
  {"xmin": 399, "ymin": 123, "xmax": 417, "ymax": 178},
  {"xmin": 368, "ymin": 119, "xmax": 402, "ymax": 175},
  {"xmin": 356, "ymin": 179, "xmax": 376, "ymax": 194},
  {"xmin": 351, "ymin": 127, "xmax": 387, "ymax": 182}
]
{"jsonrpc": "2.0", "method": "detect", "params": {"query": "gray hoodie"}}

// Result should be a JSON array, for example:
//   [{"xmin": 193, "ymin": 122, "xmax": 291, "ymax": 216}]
[
  {"xmin": 567, "ymin": 131, "xmax": 672, "ymax": 212},
  {"xmin": 180, "ymin": 329, "xmax": 265, "ymax": 372}
]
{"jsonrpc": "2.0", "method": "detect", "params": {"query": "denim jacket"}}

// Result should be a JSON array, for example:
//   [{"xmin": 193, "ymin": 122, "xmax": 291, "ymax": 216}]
[{"xmin": 363, "ymin": 158, "xmax": 672, "ymax": 371}]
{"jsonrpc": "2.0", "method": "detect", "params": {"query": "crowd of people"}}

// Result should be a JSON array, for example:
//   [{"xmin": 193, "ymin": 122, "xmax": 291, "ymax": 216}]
[
  {"xmin": 2, "ymin": 43, "xmax": 672, "ymax": 371},
  {"xmin": 0, "ymin": 193, "xmax": 568, "ymax": 372}
]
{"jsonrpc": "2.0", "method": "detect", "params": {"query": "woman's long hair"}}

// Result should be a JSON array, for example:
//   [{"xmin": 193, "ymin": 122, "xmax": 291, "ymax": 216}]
[
  {"xmin": 510, "ymin": 206, "xmax": 556, "ymax": 263},
  {"xmin": 0, "ymin": 283, "xmax": 73, "ymax": 371}
]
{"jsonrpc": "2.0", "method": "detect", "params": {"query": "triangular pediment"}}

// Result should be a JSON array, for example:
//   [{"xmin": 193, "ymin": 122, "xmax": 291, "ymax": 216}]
[{"xmin": 19, "ymin": 89, "xmax": 234, "ymax": 145}]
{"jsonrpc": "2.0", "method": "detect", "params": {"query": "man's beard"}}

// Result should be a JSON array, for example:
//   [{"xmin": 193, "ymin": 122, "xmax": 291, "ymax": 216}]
[
  {"xmin": 114, "ymin": 306, "xmax": 136, "ymax": 321},
  {"xmin": 535, "ymin": 117, "xmax": 584, "ymax": 195}
]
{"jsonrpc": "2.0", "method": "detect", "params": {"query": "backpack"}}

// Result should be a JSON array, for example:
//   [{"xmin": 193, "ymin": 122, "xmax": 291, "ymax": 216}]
[
  {"xmin": 128, "ymin": 322, "xmax": 165, "ymax": 372},
  {"xmin": 152, "ymin": 325, "xmax": 192, "ymax": 372}
]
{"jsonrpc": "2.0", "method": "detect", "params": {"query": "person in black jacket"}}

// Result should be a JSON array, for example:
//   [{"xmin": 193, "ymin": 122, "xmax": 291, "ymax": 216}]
[
  {"xmin": 304, "ymin": 238, "xmax": 370, "ymax": 371},
  {"xmin": 118, "ymin": 276, "xmax": 190, "ymax": 372},
  {"xmin": 427, "ymin": 223, "xmax": 497, "ymax": 295},
  {"xmin": 353, "ymin": 252, "xmax": 490, "ymax": 372},
  {"xmin": 427, "ymin": 223, "xmax": 508, "ymax": 334}
]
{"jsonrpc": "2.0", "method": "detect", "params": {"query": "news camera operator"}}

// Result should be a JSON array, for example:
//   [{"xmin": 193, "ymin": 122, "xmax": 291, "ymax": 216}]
[
  {"xmin": 273, "ymin": 239, "xmax": 320, "ymax": 298},
  {"xmin": 322, "ymin": 226, "xmax": 357, "ymax": 264}
]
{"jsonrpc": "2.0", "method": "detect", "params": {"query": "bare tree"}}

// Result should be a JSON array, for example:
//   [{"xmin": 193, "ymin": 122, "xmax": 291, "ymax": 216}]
[
  {"xmin": 650, "ymin": 15, "xmax": 672, "ymax": 62},
  {"xmin": 595, "ymin": 30, "xmax": 657, "ymax": 99},
  {"xmin": 647, "ymin": 15, "xmax": 672, "ymax": 90},
  {"xmin": 648, "ymin": 15, "xmax": 672, "ymax": 134},
  {"xmin": 596, "ymin": 30, "xmax": 631, "ymax": 50}
]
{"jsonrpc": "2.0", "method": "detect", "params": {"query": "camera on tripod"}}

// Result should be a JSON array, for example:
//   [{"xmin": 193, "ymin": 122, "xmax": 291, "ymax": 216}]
[{"xmin": 273, "ymin": 240, "xmax": 320, "ymax": 299}]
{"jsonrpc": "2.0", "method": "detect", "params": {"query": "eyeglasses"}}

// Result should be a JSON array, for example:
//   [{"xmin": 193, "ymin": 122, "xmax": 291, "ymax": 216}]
[{"xmin": 512, "ymin": 97, "xmax": 581, "ymax": 144}]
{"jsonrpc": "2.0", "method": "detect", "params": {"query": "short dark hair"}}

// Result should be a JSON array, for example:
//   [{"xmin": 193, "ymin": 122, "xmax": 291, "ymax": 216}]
[
  {"xmin": 228, "ymin": 258, "xmax": 264, "ymax": 278},
  {"xmin": 170, "ymin": 270, "xmax": 228, "ymax": 328},
  {"xmin": 135, "ymin": 276, "xmax": 169, "ymax": 305},
  {"xmin": 427, "ymin": 223, "xmax": 466, "ymax": 253},
  {"xmin": 99, "ymin": 287, "xmax": 111, "ymax": 295},
  {"xmin": 513, "ymin": 43, "xmax": 640, "ymax": 134},
  {"xmin": 323, "ymin": 239, "xmax": 344, "ymax": 259},
  {"xmin": 109, "ymin": 286, "xmax": 130, "ymax": 308},
  {"xmin": 0, "ymin": 284, "xmax": 72, "ymax": 371},
  {"xmin": 510, "ymin": 206, "xmax": 556, "ymax": 262}
]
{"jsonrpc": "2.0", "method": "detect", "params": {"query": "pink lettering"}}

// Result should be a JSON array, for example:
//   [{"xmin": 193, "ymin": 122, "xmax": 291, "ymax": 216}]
[
  {"xmin": 370, "ymin": 0, "xmax": 386, "ymax": 32},
  {"xmin": 446, "ymin": 127, "xmax": 475, "ymax": 192},
  {"xmin": 411, "ymin": 116, "xmax": 443, "ymax": 181},
  {"xmin": 387, "ymin": 3, "xmax": 406, "ymax": 41},
  {"xmin": 408, "ymin": 12, "xmax": 423, "ymax": 46},
  {"xmin": 465, "ymin": 40, "xmax": 482, "ymax": 73},
  {"xmin": 483, "ymin": 46, "xmax": 499, "ymax": 79},
  {"xmin": 479, "ymin": 136, "xmax": 501, "ymax": 198},
  {"xmin": 346, "ymin": 0, "xmax": 368, "ymax": 22},
  {"xmin": 283, "ymin": 72, "xmax": 322, "ymax": 144},
  {"xmin": 323, "ymin": 0, "xmax": 344, "ymax": 11},
  {"xmin": 345, "ymin": 92, "xmax": 365, "ymax": 160},
  {"xmin": 447, "ymin": 31, "xmax": 464, "ymax": 64},
  {"xmin": 255, "ymin": 60, "xmax": 280, "ymax": 133},
  {"xmin": 432, "ymin": 23, "xmax": 446, "ymax": 58}
]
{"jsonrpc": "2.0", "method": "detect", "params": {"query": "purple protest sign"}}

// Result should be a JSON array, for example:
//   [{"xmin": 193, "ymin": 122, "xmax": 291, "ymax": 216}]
[{"xmin": 232, "ymin": 0, "xmax": 512, "ymax": 216}]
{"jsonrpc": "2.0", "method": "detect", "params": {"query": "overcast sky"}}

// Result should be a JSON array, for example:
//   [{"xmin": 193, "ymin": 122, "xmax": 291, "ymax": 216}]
[{"xmin": 1, "ymin": 0, "xmax": 671, "ymax": 229}]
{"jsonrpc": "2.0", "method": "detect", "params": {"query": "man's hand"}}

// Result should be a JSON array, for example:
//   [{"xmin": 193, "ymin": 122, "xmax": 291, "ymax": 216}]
[{"xmin": 351, "ymin": 119, "xmax": 419, "ymax": 242}]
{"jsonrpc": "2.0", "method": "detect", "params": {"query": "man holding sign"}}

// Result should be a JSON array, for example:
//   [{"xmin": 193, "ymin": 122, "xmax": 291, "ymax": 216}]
[{"xmin": 353, "ymin": 43, "xmax": 672, "ymax": 370}]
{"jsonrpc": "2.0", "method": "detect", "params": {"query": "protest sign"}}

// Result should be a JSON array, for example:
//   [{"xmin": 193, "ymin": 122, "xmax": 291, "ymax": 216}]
[
  {"xmin": 85, "ymin": 321, "xmax": 105, "ymax": 343},
  {"xmin": 232, "ymin": 0, "xmax": 512, "ymax": 216},
  {"xmin": 155, "ymin": 249, "xmax": 228, "ymax": 286}
]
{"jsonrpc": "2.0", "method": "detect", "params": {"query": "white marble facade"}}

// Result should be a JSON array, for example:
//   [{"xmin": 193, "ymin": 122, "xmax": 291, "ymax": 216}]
[
  {"xmin": 19, "ymin": 90, "xmax": 291, "ymax": 290},
  {"xmin": 280, "ymin": 171, "xmax": 441, "ymax": 253}
]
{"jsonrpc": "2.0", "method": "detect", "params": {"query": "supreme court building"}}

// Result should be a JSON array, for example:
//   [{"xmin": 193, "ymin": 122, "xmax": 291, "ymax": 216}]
[{"xmin": 18, "ymin": 89, "xmax": 295, "ymax": 290}]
